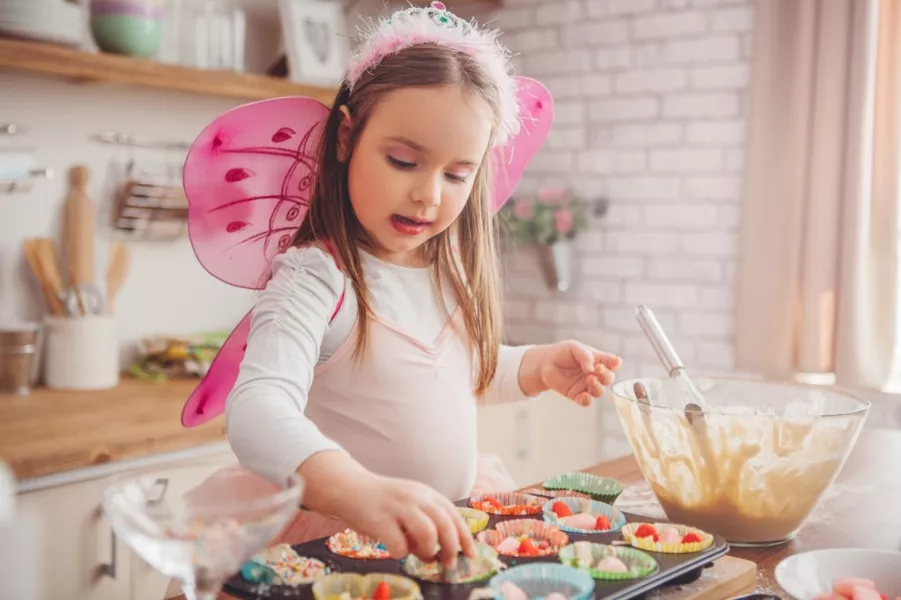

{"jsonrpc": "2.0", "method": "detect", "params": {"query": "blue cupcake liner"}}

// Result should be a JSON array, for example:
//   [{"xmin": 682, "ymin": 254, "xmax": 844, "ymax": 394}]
[
  {"xmin": 542, "ymin": 497, "xmax": 627, "ymax": 535},
  {"xmin": 489, "ymin": 563, "xmax": 595, "ymax": 600}
]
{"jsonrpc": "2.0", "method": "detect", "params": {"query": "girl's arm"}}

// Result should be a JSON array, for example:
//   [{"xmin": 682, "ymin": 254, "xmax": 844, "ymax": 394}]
[
  {"xmin": 225, "ymin": 246, "xmax": 348, "ymax": 486},
  {"xmin": 482, "ymin": 342, "xmax": 623, "ymax": 406},
  {"xmin": 479, "ymin": 344, "xmax": 539, "ymax": 405}
]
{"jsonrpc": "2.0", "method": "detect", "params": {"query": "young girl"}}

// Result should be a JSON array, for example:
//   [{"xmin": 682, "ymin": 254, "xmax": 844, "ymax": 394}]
[{"xmin": 193, "ymin": 2, "xmax": 621, "ymax": 567}]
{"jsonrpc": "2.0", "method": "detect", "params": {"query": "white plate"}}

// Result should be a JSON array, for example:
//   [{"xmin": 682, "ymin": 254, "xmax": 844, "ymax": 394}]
[{"xmin": 776, "ymin": 549, "xmax": 901, "ymax": 599}]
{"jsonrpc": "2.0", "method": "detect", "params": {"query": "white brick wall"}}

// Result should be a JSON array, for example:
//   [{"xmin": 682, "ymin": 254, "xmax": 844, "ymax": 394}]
[{"xmin": 464, "ymin": 0, "xmax": 754, "ymax": 381}]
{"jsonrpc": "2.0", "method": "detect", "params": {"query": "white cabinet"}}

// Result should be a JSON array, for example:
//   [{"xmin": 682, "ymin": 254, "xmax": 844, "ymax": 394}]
[
  {"xmin": 18, "ymin": 475, "xmax": 133, "ymax": 600},
  {"xmin": 16, "ymin": 444, "xmax": 238, "ymax": 600},
  {"xmin": 477, "ymin": 392, "xmax": 602, "ymax": 489}
]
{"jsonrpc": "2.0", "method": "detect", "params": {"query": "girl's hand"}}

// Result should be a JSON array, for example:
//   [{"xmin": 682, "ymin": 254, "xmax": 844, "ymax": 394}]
[
  {"xmin": 520, "ymin": 341, "xmax": 622, "ymax": 406},
  {"xmin": 335, "ymin": 471, "xmax": 476, "ymax": 566}
]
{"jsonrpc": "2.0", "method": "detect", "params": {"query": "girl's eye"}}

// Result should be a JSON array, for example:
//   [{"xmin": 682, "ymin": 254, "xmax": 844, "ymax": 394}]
[
  {"xmin": 387, "ymin": 155, "xmax": 416, "ymax": 169},
  {"xmin": 445, "ymin": 173, "xmax": 469, "ymax": 183}
]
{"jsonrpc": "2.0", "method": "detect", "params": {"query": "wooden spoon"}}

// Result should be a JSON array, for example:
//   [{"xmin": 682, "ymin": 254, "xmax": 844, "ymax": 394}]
[
  {"xmin": 105, "ymin": 241, "xmax": 130, "ymax": 315},
  {"xmin": 22, "ymin": 238, "xmax": 64, "ymax": 316}
]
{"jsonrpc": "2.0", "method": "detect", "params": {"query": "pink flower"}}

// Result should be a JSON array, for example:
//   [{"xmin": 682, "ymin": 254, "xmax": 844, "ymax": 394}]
[
  {"xmin": 514, "ymin": 200, "xmax": 532, "ymax": 219},
  {"xmin": 555, "ymin": 208, "xmax": 573, "ymax": 235},
  {"xmin": 538, "ymin": 186, "xmax": 569, "ymax": 204}
]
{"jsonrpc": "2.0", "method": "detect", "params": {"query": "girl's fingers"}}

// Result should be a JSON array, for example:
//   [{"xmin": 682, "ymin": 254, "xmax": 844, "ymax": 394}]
[
  {"xmin": 421, "ymin": 502, "xmax": 461, "ymax": 566},
  {"xmin": 443, "ymin": 501, "xmax": 477, "ymax": 558},
  {"xmin": 398, "ymin": 508, "xmax": 438, "ymax": 559},
  {"xmin": 594, "ymin": 351, "xmax": 622, "ymax": 371},
  {"xmin": 375, "ymin": 521, "xmax": 411, "ymax": 559},
  {"xmin": 588, "ymin": 376, "xmax": 604, "ymax": 397}
]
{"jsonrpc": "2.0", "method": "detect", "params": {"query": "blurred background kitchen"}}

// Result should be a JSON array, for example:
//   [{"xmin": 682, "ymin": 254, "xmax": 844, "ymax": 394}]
[{"xmin": 2, "ymin": 0, "xmax": 901, "ymax": 598}]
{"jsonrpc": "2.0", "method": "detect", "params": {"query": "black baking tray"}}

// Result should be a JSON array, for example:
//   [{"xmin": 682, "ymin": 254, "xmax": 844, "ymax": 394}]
[{"xmin": 223, "ymin": 504, "xmax": 729, "ymax": 600}]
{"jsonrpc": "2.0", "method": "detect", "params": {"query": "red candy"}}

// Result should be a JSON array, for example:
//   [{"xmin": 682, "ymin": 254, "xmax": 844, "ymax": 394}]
[
  {"xmin": 373, "ymin": 581, "xmax": 391, "ymax": 600},
  {"xmin": 551, "ymin": 501, "xmax": 573, "ymax": 518},
  {"xmin": 633, "ymin": 523, "xmax": 659, "ymax": 541},
  {"xmin": 681, "ymin": 532, "xmax": 703, "ymax": 544},
  {"xmin": 517, "ymin": 538, "xmax": 540, "ymax": 556},
  {"xmin": 595, "ymin": 515, "xmax": 611, "ymax": 530}
]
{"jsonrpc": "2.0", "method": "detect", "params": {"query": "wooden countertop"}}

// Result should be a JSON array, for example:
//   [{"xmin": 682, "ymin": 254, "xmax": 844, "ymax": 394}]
[
  {"xmin": 584, "ymin": 428, "xmax": 901, "ymax": 594},
  {"xmin": 0, "ymin": 377, "xmax": 226, "ymax": 482}
]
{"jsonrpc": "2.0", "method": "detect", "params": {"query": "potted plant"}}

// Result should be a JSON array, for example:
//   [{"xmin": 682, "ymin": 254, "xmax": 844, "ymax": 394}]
[{"xmin": 498, "ymin": 187, "xmax": 598, "ymax": 292}]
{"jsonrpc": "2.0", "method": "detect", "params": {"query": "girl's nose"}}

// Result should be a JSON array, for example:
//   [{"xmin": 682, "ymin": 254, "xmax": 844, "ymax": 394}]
[{"xmin": 412, "ymin": 172, "xmax": 442, "ymax": 207}]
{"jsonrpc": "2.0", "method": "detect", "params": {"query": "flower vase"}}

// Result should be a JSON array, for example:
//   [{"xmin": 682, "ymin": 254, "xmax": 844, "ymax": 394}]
[{"xmin": 536, "ymin": 239, "xmax": 573, "ymax": 292}]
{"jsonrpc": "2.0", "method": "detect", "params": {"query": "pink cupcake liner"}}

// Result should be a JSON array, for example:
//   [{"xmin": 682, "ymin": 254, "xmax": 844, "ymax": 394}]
[
  {"xmin": 469, "ymin": 492, "xmax": 544, "ymax": 516},
  {"xmin": 477, "ymin": 519, "xmax": 569, "ymax": 558}
]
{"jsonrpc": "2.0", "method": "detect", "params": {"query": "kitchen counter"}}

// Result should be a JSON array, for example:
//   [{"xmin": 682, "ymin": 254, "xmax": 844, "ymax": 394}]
[{"xmin": 0, "ymin": 377, "xmax": 226, "ymax": 488}]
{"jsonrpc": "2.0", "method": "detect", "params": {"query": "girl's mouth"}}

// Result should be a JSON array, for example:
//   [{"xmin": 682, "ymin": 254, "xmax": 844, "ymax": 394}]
[{"xmin": 391, "ymin": 214, "xmax": 432, "ymax": 235}]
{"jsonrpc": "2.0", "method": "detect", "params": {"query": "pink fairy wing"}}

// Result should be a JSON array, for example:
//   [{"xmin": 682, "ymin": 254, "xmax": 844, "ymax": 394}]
[
  {"xmin": 184, "ymin": 97, "xmax": 331, "ymax": 289},
  {"xmin": 491, "ymin": 77, "xmax": 554, "ymax": 213},
  {"xmin": 181, "ymin": 311, "xmax": 251, "ymax": 427}
]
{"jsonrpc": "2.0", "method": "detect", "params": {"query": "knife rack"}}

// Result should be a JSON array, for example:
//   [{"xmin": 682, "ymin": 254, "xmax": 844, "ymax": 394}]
[{"xmin": 95, "ymin": 131, "xmax": 190, "ymax": 241}]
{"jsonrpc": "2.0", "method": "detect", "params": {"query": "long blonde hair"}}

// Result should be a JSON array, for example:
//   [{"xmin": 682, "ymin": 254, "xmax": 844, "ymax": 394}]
[{"xmin": 294, "ymin": 44, "xmax": 504, "ymax": 395}]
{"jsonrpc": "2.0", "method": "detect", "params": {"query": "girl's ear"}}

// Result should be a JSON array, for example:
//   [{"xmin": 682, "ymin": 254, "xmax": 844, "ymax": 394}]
[{"xmin": 337, "ymin": 105, "xmax": 352, "ymax": 163}]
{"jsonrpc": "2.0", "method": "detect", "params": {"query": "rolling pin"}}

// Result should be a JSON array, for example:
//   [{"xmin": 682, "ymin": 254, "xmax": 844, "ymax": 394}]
[{"xmin": 64, "ymin": 165, "xmax": 94, "ymax": 316}]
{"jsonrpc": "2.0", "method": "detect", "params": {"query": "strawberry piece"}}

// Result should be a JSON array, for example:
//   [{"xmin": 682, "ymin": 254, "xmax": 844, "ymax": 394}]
[
  {"xmin": 834, "ymin": 579, "xmax": 876, "ymax": 599},
  {"xmin": 373, "ymin": 581, "xmax": 391, "ymax": 600},
  {"xmin": 483, "ymin": 496, "xmax": 502, "ymax": 509},
  {"xmin": 850, "ymin": 586, "xmax": 883, "ymax": 600},
  {"xmin": 681, "ymin": 532, "xmax": 703, "ymax": 544},
  {"xmin": 517, "ymin": 538, "xmax": 540, "ymax": 556},
  {"xmin": 551, "ymin": 501, "xmax": 573, "ymax": 518},
  {"xmin": 538, "ymin": 540, "xmax": 549, "ymax": 550},
  {"xmin": 633, "ymin": 524, "xmax": 659, "ymax": 540},
  {"xmin": 595, "ymin": 515, "xmax": 611, "ymax": 530}
]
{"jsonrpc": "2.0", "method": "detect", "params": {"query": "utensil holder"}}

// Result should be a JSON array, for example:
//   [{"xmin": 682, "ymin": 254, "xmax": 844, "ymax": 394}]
[
  {"xmin": 44, "ymin": 316, "xmax": 120, "ymax": 390},
  {"xmin": 0, "ymin": 323, "xmax": 42, "ymax": 396}
]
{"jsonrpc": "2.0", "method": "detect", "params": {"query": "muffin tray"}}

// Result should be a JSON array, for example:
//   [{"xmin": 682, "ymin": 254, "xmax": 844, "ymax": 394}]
[{"xmin": 223, "ymin": 501, "xmax": 729, "ymax": 600}]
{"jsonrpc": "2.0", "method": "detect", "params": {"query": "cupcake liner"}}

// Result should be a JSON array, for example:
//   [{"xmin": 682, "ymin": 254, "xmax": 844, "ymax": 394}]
[
  {"xmin": 621, "ymin": 522, "xmax": 714, "ymax": 554},
  {"xmin": 241, "ymin": 543, "xmax": 332, "ymax": 586},
  {"xmin": 542, "ymin": 473, "xmax": 624, "ymax": 504},
  {"xmin": 457, "ymin": 507, "xmax": 490, "ymax": 534},
  {"xmin": 469, "ymin": 492, "xmax": 544, "ymax": 516},
  {"xmin": 521, "ymin": 487, "xmax": 591, "ymax": 500},
  {"xmin": 401, "ymin": 542, "xmax": 504, "ymax": 584},
  {"xmin": 326, "ymin": 528, "xmax": 391, "ymax": 559},
  {"xmin": 312, "ymin": 573, "xmax": 422, "ymax": 600},
  {"xmin": 477, "ymin": 519, "xmax": 569, "ymax": 558},
  {"xmin": 542, "ymin": 498, "xmax": 627, "ymax": 534},
  {"xmin": 488, "ymin": 563, "xmax": 595, "ymax": 600},
  {"xmin": 558, "ymin": 541, "xmax": 659, "ymax": 581}
]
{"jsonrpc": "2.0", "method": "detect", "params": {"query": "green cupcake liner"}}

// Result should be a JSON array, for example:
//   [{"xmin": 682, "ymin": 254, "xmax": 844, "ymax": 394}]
[
  {"xmin": 542, "ymin": 473, "xmax": 624, "ymax": 504},
  {"xmin": 558, "ymin": 541, "xmax": 659, "ymax": 581},
  {"xmin": 401, "ymin": 542, "xmax": 503, "ymax": 585}
]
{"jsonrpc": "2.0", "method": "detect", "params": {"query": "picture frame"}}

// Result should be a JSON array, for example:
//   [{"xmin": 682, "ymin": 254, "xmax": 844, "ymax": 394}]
[{"xmin": 278, "ymin": 0, "xmax": 350, "ymax": 87}]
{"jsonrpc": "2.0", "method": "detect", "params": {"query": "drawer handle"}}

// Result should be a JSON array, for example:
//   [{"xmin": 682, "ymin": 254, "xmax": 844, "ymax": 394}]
[
  {"xmin": 98, "ymin": 529, "xmax": 117, "ymax": 580},
  {"xmin": 149, "ymin": 477, "xmax": 169, "ymax": 505}
]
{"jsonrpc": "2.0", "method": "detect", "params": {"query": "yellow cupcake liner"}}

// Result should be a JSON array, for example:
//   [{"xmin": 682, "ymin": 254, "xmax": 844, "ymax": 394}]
[
  {"xmin": 620, "ymin": 522, "xmax": 713, "ymax": 554},
  {"xmin": 456, "ymin": 507, "xmax": 490, "ymax": 534}
]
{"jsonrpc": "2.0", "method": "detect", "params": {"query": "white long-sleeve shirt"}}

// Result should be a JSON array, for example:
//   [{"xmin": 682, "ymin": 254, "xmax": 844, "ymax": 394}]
[{"xmin": 225, "ymin": 245, "xmax": 534, "ymax": 496}]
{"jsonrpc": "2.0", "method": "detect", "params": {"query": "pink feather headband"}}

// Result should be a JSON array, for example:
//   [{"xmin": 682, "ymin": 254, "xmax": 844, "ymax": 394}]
[{"xmin": 345, "ymin": 1, "xmax": 520, "ymax": 146}]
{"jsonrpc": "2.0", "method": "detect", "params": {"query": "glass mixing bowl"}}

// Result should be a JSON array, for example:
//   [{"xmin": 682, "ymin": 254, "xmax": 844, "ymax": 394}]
[{"xmin": 610, "ymin": 376, "xmax": 870, "ymax": 547}]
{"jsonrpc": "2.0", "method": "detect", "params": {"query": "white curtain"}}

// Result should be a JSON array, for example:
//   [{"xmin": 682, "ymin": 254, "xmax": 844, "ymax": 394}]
[{"xmin": 735, "ymin": 0, "xmax": 901, "ymax": 390}]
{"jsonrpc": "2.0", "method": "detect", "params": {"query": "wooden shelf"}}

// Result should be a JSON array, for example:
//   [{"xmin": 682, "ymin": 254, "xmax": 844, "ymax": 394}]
[{"xmin": 0, "ymin": 37, "xmax": 338, "ymax": 103}]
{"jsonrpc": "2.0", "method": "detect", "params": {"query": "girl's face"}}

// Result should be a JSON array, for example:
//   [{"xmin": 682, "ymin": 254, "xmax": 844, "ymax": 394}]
[{"xmin": 343, "ymin": 84, "xmax": 494, "ymax": 267}]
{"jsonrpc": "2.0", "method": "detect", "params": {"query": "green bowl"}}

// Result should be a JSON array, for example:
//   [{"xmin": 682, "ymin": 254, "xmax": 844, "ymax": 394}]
[{"xmin": 90, "ymin": 14, "xmax": 163, "ymax": 58}]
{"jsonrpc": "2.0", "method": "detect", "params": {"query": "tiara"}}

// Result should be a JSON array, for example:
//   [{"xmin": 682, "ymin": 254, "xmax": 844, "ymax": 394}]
[{"xmin": 345, "ymin": 1, "xmax": 520, "ymax": 146}]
